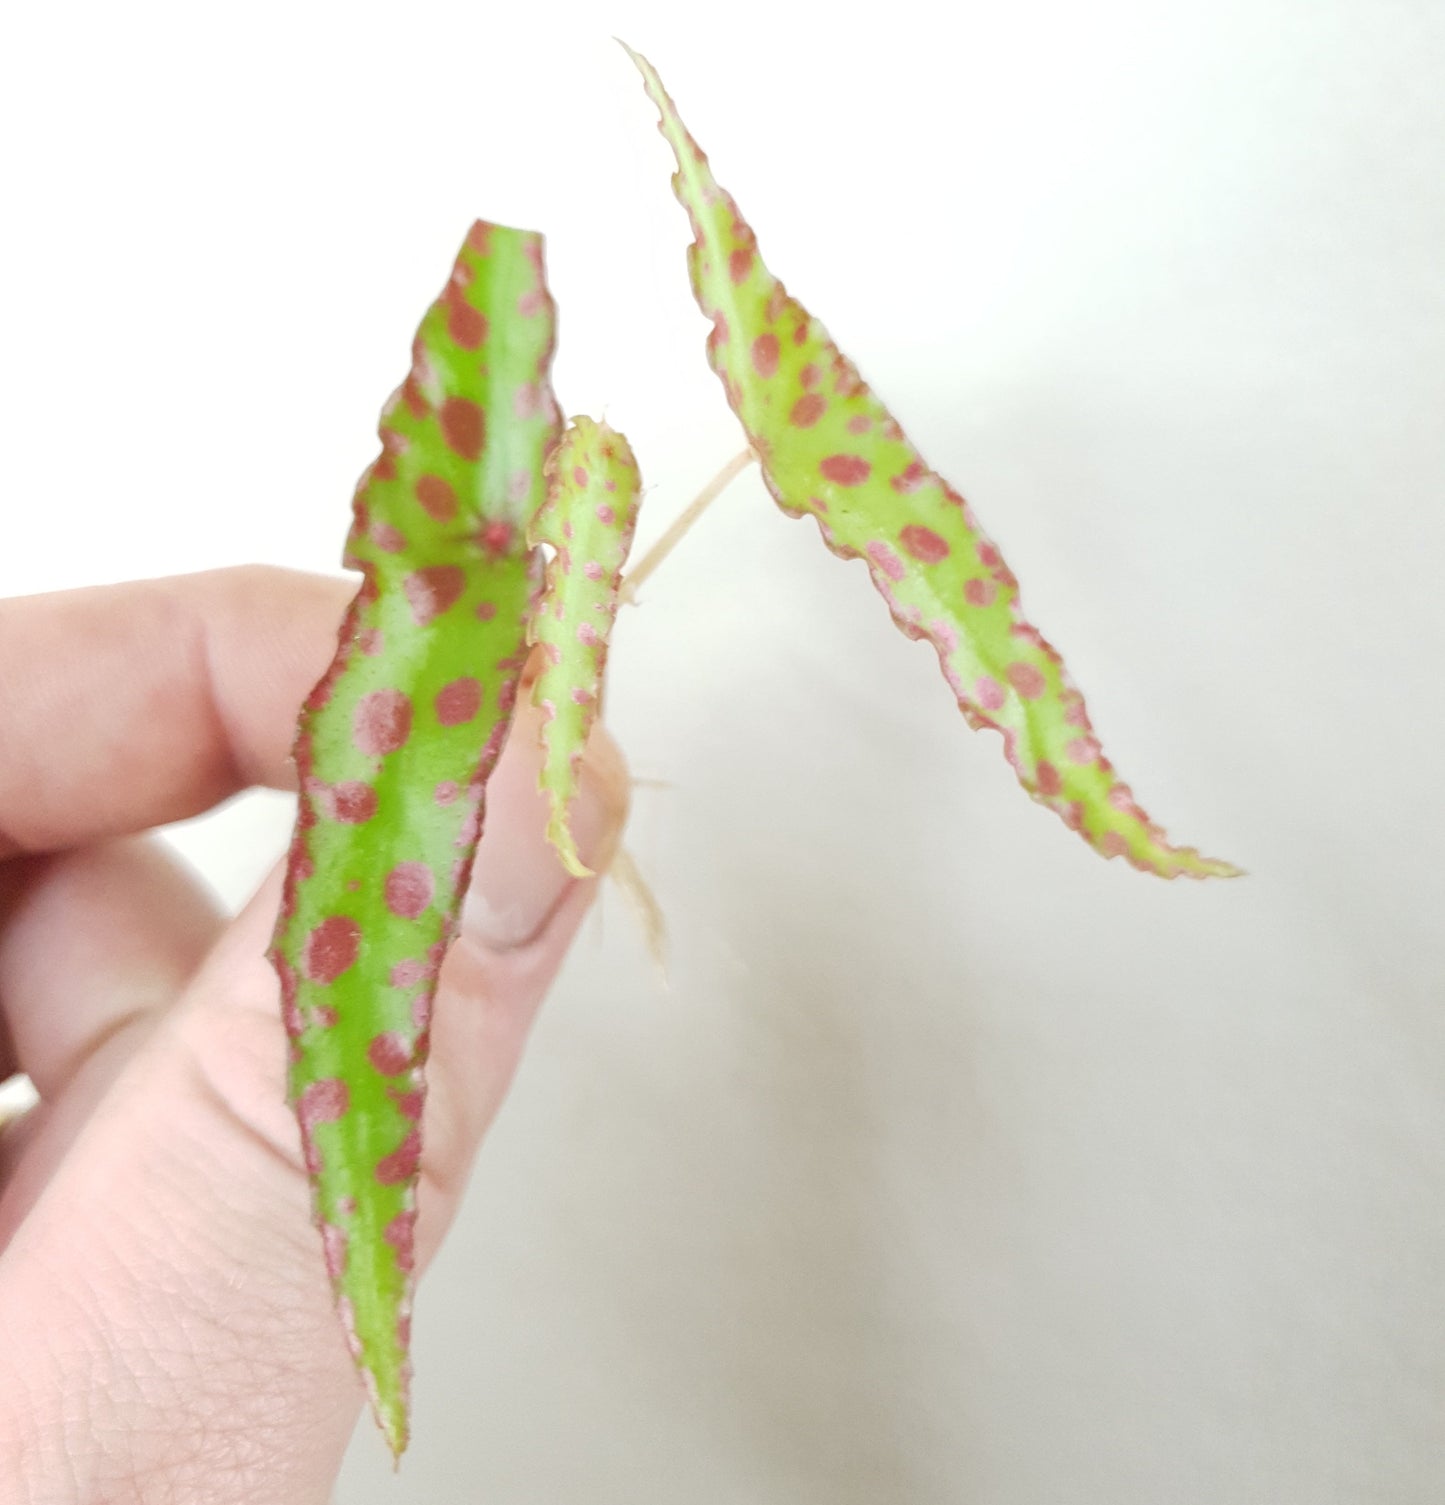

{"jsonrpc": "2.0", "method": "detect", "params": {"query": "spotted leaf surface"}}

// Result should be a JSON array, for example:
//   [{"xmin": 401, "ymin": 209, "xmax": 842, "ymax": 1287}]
[
  {"xmin": 527, "ymin": 417, "xmax": 641, "ymax": 876},
  {"xmin": 269, "ymin": 221, "xmax": 561, "ymax": 1456},
  {"xmin": 626, "ymin": 49, "xmax": 1235, "ymax": 879}
]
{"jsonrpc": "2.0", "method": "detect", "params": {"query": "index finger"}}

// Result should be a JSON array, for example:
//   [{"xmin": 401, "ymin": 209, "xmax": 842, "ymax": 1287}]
[{"xmin": 0, "ymin": 566, "xmax": 354, "ymax": 859}]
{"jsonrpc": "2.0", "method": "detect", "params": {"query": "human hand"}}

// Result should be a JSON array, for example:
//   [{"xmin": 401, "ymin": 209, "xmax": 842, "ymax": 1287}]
[{"xmin": 0, "ymin": 566, "xmax": 629, "ymax": 1503}]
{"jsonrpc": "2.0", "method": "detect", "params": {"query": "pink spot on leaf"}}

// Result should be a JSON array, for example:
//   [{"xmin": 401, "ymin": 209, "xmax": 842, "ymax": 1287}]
[
  {"xmin": 820, "ymin": 454, "xmax": 871, "ymax": 486},
  {"xmin": 390, "ymin": 1088, "xmax": 424, "ymax": 1121},
  {"xmin": 1036, "ymin": 760, "xmax": 1063, "ymax": 796},
  {"xmin": 790, "ymin": 393, "xmax": 826, "ymax": 427},
  {"xmin": 354, "ymin": 689, "xmax": 412, "ymax": 755},
  {"xmin": 401, "ymin": 374, "xmax": 429, "ymax": 419},
  {"xmin": 375, "ymin": 1129, "xmax": 421, "ymax": 1186},
  {"xmin": 299, "ymin": 1077, "xmax": 349, "ymax": 1124},
  {"xmin": 976, "ymin": 676, "xmax": 1006, "ymax": 711},
  {"xmin": 891, "ymin": 461, "xmax": 926, "ymax": 494},
  {"xmin": 303, "ymin": 918, "xmax": 360, "ymax": 983},
  {"xmin": 751, "ymin": 332, "xmax": 779, "ymax": 377},
  {"xmin": 385, "ymin": 862, "xmax": 435, "ymax": 920},
  {"xmin": 899, "ymin": 525, "xmax": 950, "ymax": 564},
  {"xmin": 367, "ymin": 1032, "xmax": 412, "ymax": 1076},
  {"xmin": 383, "ymin": 1210, "xmax": 417, "ymax": 1274},
  {"xmin": 440, "ymin": 397, "xmax": 484, "ymax": 460},
  {"xmin": 297, "ymin": 1079, "xmax": 349, "ymax": 1173},
  {"xmin": 403, "ymin": 565, "xmax": 465, "ymax": 625},
  {"xmin": 390, "ymin": 958, "xmax": 427, "ymax": 988},
  {"xmin": 1006, "ymin": 662, "xmax": 1047, "ymax": 700},
  {"xmin": 435, "ymin": 676, "xmax": 482, "ymax": 727},
  {"xmin": 415, "ymin": 474, "xmax": 457, "ymax": 522},
  {"xmin": 865, "ymin": 541, "xmax": 906, "ymax": 581},
  {"xmin": 964, "ymin": 578, "xmax": 997, "ymax": 607},
  {"xmin": 329, "ymin": 781, "xmax": 377, "ymax": 824},
  {"xmin": 446, "ymin": 297, "xmax": 487, "ymax": 350}
]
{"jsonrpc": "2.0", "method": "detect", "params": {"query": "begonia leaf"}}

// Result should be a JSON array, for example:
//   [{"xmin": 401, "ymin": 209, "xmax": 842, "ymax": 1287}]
[
  {"xmin": 269, "ymin": 221, "xmax": 561, "ymax": 1456},
  {"xmin": 527, "ymin": 416, "xmax": 642, "ymax": 875},
  {"xmin": 626, "ymin": 46, "xmax": 1237, "ymax": 879}
]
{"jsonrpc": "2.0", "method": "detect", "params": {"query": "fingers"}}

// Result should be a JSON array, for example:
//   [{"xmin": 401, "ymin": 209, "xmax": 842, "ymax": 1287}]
[
  {"xmin": 0, "ymin": 838, "xmax": 225, "ymax": 1100},
  {"xmin": 0, "ymin": 566, "xmax": 354, "ymax": 859},
  {"xmin": 0, "ymin": 710, "xmax": 629, "ymax": 1497},
  {"xmin": 0, "ymin": 837, "xmax": 226, "ymax": 1228}
]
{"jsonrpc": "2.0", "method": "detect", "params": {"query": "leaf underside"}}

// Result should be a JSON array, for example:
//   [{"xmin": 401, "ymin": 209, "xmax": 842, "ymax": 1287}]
[
  {"xmin": 626, "ymin": 45, "xmax": 1237, "ymax": 880},
  {"xmin": 528, "ymin": 416, "xmax": 642, "ymax": 875},
  {"xmin": 269, "ymin": 221, "xmax": 561, "ymax": 1457}
]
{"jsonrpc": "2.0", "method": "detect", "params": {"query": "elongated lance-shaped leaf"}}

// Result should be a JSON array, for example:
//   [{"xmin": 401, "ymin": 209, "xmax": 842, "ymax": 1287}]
[
  {"xmin": 626, "ymin": 47, "xmax": 1237, "ymax": 879},
  {"xmin": 527, "ymin": 417, "xmax": 642, "ymax": 875},
  {"xmin": 269, "ymin": 221, "xmax": 561, "ymax": 1456}
]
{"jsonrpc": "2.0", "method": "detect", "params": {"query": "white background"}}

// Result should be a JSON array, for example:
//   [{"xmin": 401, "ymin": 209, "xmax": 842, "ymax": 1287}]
[{"xmin": 4, "ymin": 1, "xmax": 1444, "ymax": 1499}]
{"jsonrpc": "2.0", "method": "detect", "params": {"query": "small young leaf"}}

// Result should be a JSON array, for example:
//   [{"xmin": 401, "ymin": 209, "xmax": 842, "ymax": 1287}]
[
  {"xmin": 269, "ymin": 221, "xmax": 561, "ymax": 1456},
  {"xmin": 626, "ymin": 46, "xmax": 1237, "ymax": 880},
  {"xmin": 527, "ymin": 417, "xmax": 642, "ymax": 875}
]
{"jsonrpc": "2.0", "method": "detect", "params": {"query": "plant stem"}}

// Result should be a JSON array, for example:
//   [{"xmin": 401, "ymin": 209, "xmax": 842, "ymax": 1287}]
[{"xmin": 618, "ymin": 448, "xmax": 754, "ymax": 604}]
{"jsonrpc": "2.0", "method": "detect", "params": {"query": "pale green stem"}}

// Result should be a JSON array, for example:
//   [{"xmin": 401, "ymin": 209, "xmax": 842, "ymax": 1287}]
[{"xmin": 618, "ymin": 449, "xmax": 754, "ymax": 605}]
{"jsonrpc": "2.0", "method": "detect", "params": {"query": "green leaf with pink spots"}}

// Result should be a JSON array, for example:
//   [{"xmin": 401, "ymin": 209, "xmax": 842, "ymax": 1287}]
[
  {"xmin": 268, "ymin": 221, "xmax": 561, "ymax": 1457},
  {"xmin": 626, "ymin": 47, "xmax": 1237, "ymax": 880},
  {"xmin": 527, "ymin": 417, "xmax": 642, "ymax": 876}
]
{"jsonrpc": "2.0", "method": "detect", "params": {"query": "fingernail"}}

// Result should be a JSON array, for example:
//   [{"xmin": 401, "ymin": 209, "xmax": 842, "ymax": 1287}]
[{"xmin": 461, "ymin": 715, "xmax": 630, "ymax": 953}]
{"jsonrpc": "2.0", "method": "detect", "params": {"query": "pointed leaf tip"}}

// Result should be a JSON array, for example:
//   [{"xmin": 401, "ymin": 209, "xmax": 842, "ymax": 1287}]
[{"xmin": 630, "ymin": 53, "xmax": 1236, "ymax": 880}]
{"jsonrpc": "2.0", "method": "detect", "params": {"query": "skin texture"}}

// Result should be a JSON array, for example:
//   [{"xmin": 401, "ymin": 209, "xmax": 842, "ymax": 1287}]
[
  {"xmin": 626, "ymin": 46, "xmax": 1237, "ymax": 880},
  {"xmin": 0, "ymin": 567, "xmax": 629, "ymax": 1503},
  {"xmin": 528, "ymin": 418, "xmax": 643, "ymax": 876},
  {"xmin": 270, "ymin": 223, "xmax": 562, "ymax": 1453}
]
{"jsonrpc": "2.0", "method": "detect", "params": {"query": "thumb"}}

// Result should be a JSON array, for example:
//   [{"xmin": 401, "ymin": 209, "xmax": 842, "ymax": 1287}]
[{"xmin": 0, "ymin": 713, "xmax": 629, "ymax": 1501}]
